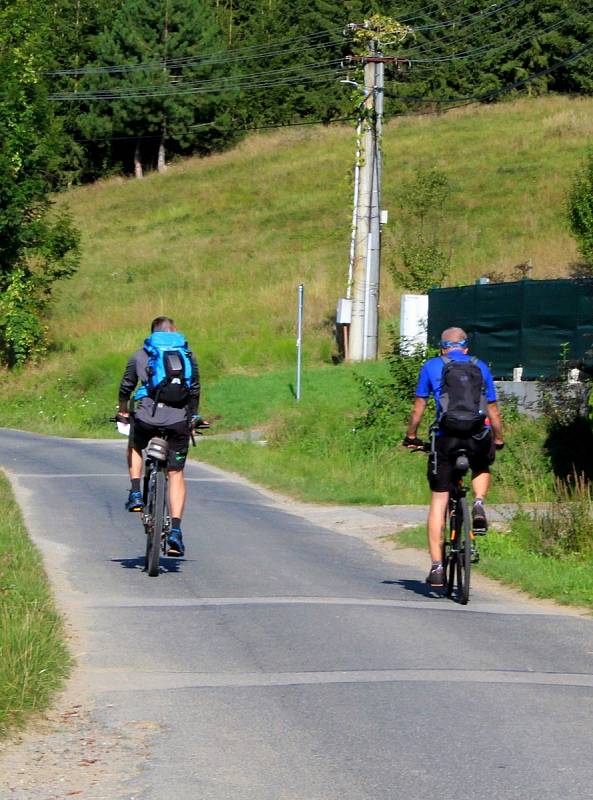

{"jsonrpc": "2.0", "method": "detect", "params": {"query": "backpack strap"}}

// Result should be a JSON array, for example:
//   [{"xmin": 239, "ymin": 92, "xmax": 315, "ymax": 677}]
[{"xmin": 470, "ymin": 355, "xmax": 486, "ymax": 390}]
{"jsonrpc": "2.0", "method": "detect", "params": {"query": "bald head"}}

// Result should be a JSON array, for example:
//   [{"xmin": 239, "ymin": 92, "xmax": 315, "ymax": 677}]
[{"xmin": 440, "ymin": 327, "xmax": 468, "ymax": 353}]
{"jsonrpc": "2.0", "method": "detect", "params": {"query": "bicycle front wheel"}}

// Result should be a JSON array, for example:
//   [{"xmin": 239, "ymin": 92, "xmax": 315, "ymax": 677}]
[
  {"xmin": 146, "ymin": 466, "xmax": 166, "ymax": 577},
  {"xmin": 457, "ymin": 497, "xmax": 472, "ymax": 604}
]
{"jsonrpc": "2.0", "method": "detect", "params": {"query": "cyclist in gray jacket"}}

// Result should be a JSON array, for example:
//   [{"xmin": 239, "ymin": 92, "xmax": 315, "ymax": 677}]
[{"xmin": 117, "ymin": 316, "xmax": 200, "ymax": 557}]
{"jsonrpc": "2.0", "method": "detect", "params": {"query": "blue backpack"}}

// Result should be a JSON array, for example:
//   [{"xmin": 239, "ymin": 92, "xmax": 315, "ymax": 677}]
[{"xmin": 134, "ymin": 332, "xmax": 193, "ymax": 410}]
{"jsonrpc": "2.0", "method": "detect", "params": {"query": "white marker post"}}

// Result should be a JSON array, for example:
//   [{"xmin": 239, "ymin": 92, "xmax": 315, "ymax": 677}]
[{"xmin": 296, "ymin": 284, "xmax": 304, "ymax": 401}]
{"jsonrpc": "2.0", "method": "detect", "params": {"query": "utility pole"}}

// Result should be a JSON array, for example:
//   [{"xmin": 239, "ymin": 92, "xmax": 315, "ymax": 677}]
[
  {"xmin": 345, "ymin": 35, "xmax": 404, "ymax": 361},
  {"xmin": 363, "ymin": 53, "xmax": 383, "ymax": 360},
  {"xmin": 348, "ymin": 54, "xmax": 376, "ymax": 361}
]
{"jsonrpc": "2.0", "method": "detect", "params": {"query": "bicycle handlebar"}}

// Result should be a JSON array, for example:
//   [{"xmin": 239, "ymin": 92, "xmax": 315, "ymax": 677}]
[{"xmin": 402, "ymin": 436, "xmax": 430, "ymax": 452}]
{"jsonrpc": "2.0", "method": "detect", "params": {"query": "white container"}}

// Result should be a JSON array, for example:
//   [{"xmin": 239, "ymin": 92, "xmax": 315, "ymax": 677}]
[
  {"xmin": 400, "ymin": 294, "xmax": 428, "ymax": 353},
  {"xmin": 336, "ymin": 298, "xmax": 352, "ymax": 325}
]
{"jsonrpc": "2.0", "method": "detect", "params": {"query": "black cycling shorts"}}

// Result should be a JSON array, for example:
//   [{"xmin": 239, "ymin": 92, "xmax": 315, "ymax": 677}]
[
  {"xmin": 129, "ymin": 418, "xmax": 190, "ymax": 472},
  {"xmin": 428, "ymin": 430, "xmax": 496, "ymax": 492}
]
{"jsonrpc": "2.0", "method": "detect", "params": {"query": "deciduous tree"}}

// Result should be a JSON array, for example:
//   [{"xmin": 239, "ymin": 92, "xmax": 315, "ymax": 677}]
[{"xmin": 0, "ymin": 1, "xmax": 79, "ymax": 365}]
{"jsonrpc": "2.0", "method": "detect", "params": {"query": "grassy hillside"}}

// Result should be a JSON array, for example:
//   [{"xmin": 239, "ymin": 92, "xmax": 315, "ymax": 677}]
[{"xmin": 1, "ymin": 95, "xmax": 592, "ymax": 438}]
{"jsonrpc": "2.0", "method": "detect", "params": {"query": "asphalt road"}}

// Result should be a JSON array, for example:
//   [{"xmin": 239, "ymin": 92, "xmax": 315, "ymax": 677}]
[{"xmin": 1, "ymin": 428, "xmax": 593, "ymax": 800}]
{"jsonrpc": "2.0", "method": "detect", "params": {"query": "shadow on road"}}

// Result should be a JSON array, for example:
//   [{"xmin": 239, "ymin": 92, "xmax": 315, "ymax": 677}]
[
  {"xmin": 382, "ymin": 578, "xmax": 443, "ymax": 599},
  {"xmin": 110, "ymin": 557, "xmax": 184, "ymax": 574}
]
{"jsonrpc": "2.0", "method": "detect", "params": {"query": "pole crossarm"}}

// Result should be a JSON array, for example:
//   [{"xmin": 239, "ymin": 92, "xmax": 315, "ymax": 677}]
[{"xmin": 344, "ymin": 55, "xmax": 409, "ymax": 67}]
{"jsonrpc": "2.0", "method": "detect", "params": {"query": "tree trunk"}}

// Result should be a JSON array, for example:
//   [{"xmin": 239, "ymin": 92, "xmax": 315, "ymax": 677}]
[
  {"xmin": 134, "ymin": 142, "xmax": 143, "ymax": 179},
  {"xmin": 158, "ymin": 5, "xmax": 169, "ymax": 174},
  {"xmin": 157, "ymin": 134, "xmax": 167, "ymax": 173}
]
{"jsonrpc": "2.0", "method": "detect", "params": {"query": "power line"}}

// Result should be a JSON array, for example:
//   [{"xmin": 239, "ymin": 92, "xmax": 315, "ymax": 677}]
[
  {"xmin": 385, "ymin": 40, "xmax": 593, "ymax": 109},
  {"xmin": 49, "ymin": 8, "xmax": 573, "ymax": 102},
  {"xmin": 397, "ymin": 0, "xmax": 472, "ymax": 24},
  {"xmin": 401, "ymin": 6, "xmax": 573, "ymax": 62},
  {"xmin": 410, "ymin": 0, "xmax": 525, "ymax": 33},
  {"xmin": 73, "ymin": 114, "xmax": 358, "ymax": 144},
  {"xmin": 406, "ymin": 16, "xmax": 578, "ymax": 66},
  {"xmin": 72, "ymin": 40, "xmax": 593, "ymax": 146},
  {"xmin": 44, "ymin": 28, "xmax": 345, "ymax": 77},
  {"xmin": 49, "ymin": 66, "xmax": 346, "ymax": 102},
  {"xmin": 50, "ymin": 57, "xmax": 344, "ymax": 99}
]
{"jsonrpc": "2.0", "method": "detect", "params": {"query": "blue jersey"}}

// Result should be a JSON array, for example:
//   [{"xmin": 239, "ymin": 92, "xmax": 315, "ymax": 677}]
[{"xmin": 415, "ymin": 350, "xmax": 497, "ymax": 419}]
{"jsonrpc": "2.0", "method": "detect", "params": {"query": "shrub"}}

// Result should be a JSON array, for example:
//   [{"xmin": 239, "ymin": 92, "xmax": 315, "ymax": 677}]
[
  {"xmin": 512, "ymin": 473, "xmax": 593, "ymax": 561},
  {"xmin": 567, "ymin": 146, "xmax": 593, "ymax": 269},
  {"xmin": 353, "ymin": 327, "xmax": 437, "ymax": 449}
]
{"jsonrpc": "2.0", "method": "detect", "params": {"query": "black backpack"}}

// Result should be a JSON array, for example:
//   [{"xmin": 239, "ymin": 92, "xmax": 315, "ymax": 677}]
[{"xmin": 438, "ymin": 356, "xmax": 488, "ymax": 436}]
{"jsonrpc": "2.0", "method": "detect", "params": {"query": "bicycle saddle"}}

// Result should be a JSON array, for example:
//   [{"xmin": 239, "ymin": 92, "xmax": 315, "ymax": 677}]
[
  {"xmin": 146, "ymin": 437, "xmax": 169, "ymax": 462},
  {"xmin": 452, "ymin": 449, "xmax": 470, "ymax": 473}
]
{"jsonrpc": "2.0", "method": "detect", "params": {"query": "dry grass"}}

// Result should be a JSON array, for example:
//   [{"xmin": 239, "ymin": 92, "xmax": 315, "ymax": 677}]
[{"xmin": 0, "ymin": 94, "xmax": 587, "ymax": 399}]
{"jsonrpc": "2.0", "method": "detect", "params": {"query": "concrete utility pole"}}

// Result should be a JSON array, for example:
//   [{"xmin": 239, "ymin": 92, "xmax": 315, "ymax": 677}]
[
  {"xmin": 348, "ymin": 55, "xmax": 378, "ymax": 361},
  {"xmin": 347, "ymin": 48, "xmax": 386, "ymax": 361},
  {"xmin": 364, "ymin": 54, "xmax": 384, "ymax": 360}
]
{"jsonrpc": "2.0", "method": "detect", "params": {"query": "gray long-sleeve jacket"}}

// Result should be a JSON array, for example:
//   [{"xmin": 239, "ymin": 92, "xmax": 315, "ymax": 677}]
[{"xmin": 119, "ymin": 347, "xmax": 200, "ymax": 427}]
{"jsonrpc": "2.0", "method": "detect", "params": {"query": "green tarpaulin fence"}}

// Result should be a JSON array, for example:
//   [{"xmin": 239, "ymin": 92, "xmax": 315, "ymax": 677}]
[{"xmin": 427, "ymin": 279, "xmax": 593, "ymax": 379}]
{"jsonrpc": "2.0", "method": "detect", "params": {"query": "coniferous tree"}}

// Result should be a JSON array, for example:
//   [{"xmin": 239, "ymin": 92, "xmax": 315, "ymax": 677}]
[{"xmin": 78, "ymin": 0, "xmax": 235, "ymax": 175}]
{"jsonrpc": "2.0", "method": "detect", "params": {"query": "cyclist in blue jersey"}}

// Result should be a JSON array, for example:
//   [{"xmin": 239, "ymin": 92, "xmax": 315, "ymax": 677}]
[{"xmin": 403, "ymin": 327, "xmax": 504, "ymax": 588}]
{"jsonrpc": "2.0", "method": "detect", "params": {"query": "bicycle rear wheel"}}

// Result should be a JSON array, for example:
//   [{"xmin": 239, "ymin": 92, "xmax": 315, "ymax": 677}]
[
  {"xmin": 444, "ymin": 508, "xmax": 456, "ymax": 598},
  {"xmin": 145, "ymin": 466, "xmax": 166, "ymax": 577},
  {"xmin": 457, "ymin": 497, "xmax": 472, "ymax": 604}
]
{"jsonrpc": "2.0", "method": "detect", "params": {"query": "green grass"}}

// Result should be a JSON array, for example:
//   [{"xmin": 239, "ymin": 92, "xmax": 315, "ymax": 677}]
[
  {"xmin": 196, "ymin": 360, "xmax": 432, "ymax": 504},
  {"xmin": 192, "ymin": 367, "xmax": 554, "ymax": 506},
  {"xmin": 0, "ymin": 472, "xmax": 71, "ymax": 737},
  {"xmin": 1, "ymin": 94, "xmax": 592, "ymax": 430},
  {"xmin": 0, "ymin": 354, "xmax": 554, "ymax": 505},
  {"xmin": 15, "ymin": 95, "xmax": 593, "ymax": 377},
  {"xmin": 393, "ymin": 523, "xmax": 593, "ymax": 611},
  {"xmin": 0, "ymin": 94, "xmax": 583, "ymax": 505}
]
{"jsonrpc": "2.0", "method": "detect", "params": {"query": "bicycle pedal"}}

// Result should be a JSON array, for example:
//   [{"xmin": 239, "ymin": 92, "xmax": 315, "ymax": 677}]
[{"xmin": 471, "ymin": 550, "xmax": 480, "ymax": 564}]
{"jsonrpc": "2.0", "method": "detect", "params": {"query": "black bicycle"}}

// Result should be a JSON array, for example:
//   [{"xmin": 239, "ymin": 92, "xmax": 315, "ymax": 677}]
[
  {"xmin": 111, "ymin": 415, "xmax": 210, "ymax": 577},
  {"xmin": 141, "ymin": 419, "xmax": 210, "ymax": 576},
  {"xmin": 142, "ymin": 434, "xmax": 170, "ymax": 577},
  {"xmin": 405, "ymin": 435, "xmax": 479, "ymax": 605},
  {"xmin": 442, "ymin": 448, "xmax": 477, "ymax": 605}
]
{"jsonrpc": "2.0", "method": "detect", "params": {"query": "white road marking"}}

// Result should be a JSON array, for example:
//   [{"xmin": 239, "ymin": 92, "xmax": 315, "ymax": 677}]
[
  {"xmin": 85, "ymin": 666, "xmax": 593, "ymax": 693},
  {"xmin": 66, "ymin": 594, "xmax": 571, "ymax": 617},
  {"xmin": 10, "ymin": 473, "xmax": 228, "ymax": 481}
]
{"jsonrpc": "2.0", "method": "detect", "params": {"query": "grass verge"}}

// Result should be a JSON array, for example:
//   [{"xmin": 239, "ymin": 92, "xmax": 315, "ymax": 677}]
[
  {"xmin": 392, "ymin": 523, "xmax": 593, "ymax": 611},
  {"xmin": 0, "ymin": 472, "xmax": 71, "ymax": 738},
  {"xmin": 191, "ymin": 364, "xmax": 554, "ymax": 505},
  {"xmin": 0, "ymin": 355, "xmax": 556, "ymax": 506}
]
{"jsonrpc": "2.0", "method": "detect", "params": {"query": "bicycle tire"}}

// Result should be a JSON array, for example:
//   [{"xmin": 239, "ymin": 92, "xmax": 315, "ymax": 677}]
[
  {"xmin": 146, "ymin": 466, "xmax": 166, "ymax": 577},
  {"xmin": 458, "ymin": 497, "xmax": 472, "ymax": 604},
  {"xmin": 445, "ymin": 515, "xmax": 456, "ymax": 598}
]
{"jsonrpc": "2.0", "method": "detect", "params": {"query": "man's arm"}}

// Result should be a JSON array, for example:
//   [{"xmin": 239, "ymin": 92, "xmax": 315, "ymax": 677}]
[
  {"xmin": 118, "ymin": 356, "xmax": 138, "ymax": 416},
  {"xmin": 487, "ymin": 401, "xmax": 504, "ymax": 445},
  {"xmin": 406, "ymin": 396, "xmax": 428, "ymax": 440},
  {"xmin": 188, "ymin": 355, "xmax": 200, "ymax": 416}
]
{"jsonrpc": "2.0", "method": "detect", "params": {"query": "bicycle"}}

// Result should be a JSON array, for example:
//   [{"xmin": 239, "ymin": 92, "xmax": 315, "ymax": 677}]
[
  {"xmin": 142, "ymin": 434, "xmax": 171, "ymax": 577},
  {"xmin": 406, "ymin": 434, "xmax": 480, "ymax": 605},
  {"xmin": 111, "ymin": 415, "xmax": 210, "ymax": 577},
  {"xmin": 441, "ymin": 447, "xmax": 478, "ymax": 605}
]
